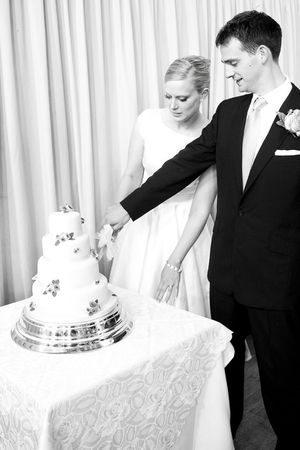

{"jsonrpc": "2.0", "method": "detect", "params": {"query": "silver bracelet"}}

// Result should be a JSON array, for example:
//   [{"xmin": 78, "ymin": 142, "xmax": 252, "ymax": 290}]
[{"xmin": 166, "ymin": 261, "xmax": 182, "ymax": 273}]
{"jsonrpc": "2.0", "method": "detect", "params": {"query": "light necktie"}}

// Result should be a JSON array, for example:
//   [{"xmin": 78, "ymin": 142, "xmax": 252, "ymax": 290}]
[{"xmin": 242, "ymin": 96, "xmax": 267, "ymax": 189}]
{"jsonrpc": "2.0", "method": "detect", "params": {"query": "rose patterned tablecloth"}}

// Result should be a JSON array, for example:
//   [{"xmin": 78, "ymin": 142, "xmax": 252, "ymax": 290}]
[{"xmin": 0, "ymin": 286, "xmax": 234, "ymax": 450}]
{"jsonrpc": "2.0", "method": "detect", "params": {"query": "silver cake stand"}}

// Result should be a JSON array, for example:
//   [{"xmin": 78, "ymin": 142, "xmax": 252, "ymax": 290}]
[{"xmin": 11, "ymin": 297, "xmax": 133, "ymax": 353}]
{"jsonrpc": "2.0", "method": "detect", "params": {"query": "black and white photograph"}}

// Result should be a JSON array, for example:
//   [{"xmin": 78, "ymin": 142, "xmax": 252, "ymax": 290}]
[{"xmin": 1, "ymin": 1, "xmax": 300, "ymax": 449}]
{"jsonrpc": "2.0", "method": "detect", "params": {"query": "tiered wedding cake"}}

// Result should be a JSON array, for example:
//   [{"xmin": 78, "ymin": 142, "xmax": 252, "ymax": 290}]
[{"xmin": 11, "ymin": 205, "xmax": 132, "ymax": 353}]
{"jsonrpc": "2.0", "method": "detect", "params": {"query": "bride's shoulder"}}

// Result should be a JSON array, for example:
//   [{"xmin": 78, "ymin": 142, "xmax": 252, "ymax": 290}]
[
  {"xmin": 139, "ymin": 108, "xmax": 162, "ymax": 119},
  {"xmin": 138, "ymin": 108, "xmax": 163, "ymax": 128}
]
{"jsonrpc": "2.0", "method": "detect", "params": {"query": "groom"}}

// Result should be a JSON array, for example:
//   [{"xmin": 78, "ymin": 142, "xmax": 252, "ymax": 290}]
[{"xmin": 105, "ymin": 11, "xmax": 300, "ymax": 448}]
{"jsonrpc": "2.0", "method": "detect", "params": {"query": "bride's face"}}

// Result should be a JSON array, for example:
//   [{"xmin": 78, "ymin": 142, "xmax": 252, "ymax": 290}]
[{"xmin": 164, "ymin": 77, "xmax": 202, "ymax": 123}]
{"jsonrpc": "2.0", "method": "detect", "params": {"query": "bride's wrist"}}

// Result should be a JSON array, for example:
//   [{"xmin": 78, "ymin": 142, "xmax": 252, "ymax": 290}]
[{"xmin": 165, "ymin": 260, "xmax": 182, "ymax": 273}]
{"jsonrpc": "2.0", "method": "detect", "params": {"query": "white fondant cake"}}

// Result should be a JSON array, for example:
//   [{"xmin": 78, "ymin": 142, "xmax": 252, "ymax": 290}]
[
  {"xmin": 27, "ymin": 210, "xmax": 114, "ymax": 323},
  {"xmin": 11, "ymin": 206, "xmax": 132, "ymax": 353}
]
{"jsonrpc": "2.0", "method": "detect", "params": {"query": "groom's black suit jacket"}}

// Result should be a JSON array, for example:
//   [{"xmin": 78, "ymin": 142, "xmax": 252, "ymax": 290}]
[{"xmin": 121, "ymin": 84, "xmax": 300, "ymax": 310}]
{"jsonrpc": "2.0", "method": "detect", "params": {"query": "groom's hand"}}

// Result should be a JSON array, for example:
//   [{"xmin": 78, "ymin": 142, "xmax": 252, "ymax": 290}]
[{"xmin": 104, "ymin": 203, "xmax": 130, "ymax": 231}]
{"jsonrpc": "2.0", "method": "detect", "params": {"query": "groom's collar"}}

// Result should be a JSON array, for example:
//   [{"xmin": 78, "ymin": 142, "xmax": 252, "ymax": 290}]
[{"xmin": 250, "ymin": 77, "xmax": 292, "ymax": 112}]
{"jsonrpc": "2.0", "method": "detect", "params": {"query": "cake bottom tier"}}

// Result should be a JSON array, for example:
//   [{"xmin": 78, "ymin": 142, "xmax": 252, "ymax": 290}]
[{"xmin": 11, "ymin": 297, "xmax": 133, "ymax": 353}]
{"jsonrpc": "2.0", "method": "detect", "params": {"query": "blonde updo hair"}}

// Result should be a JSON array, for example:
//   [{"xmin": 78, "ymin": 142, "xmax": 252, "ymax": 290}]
[{"xmin": 164, "ymin": 55, "xmax": 210, "ymax": 94}]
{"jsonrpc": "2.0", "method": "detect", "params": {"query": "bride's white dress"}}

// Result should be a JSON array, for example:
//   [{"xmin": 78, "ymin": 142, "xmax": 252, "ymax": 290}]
[{"xmin": 109, "ymin": 108, "xmax": 213, "ymax": 316}]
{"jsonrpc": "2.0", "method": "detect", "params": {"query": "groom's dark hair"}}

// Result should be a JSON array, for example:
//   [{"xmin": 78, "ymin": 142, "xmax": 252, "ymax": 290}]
[{"xmin": 215, "ymin": 10, "xmax": 282, "ymax": 61}]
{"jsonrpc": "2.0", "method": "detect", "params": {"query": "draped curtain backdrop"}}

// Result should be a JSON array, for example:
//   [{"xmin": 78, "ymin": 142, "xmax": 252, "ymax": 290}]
[{"xmin": 1, "ymin": 0, "xmax": 300, "ymax": 305}]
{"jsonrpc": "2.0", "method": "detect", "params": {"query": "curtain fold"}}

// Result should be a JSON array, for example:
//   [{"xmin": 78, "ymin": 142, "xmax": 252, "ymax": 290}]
[{"xmin": 1, "ymin": 0, "xmax": 300, "ymax": 304}]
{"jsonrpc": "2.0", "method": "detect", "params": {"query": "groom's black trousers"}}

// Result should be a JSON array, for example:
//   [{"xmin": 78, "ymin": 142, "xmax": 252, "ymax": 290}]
[{"xmin": 210, "ymin": 285, "xmax": 300, "ymax": 448}]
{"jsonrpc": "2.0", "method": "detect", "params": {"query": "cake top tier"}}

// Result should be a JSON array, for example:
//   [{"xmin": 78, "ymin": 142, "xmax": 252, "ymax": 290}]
[{"xmin": 49, "ymin": 211, "xmax": 83, "ymax": 237}]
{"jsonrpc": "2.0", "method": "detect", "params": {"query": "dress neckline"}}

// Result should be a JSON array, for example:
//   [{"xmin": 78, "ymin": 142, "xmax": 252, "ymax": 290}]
[{"xmin": 159, "ymin": 108, "xmax": 206, "ymax": 139}]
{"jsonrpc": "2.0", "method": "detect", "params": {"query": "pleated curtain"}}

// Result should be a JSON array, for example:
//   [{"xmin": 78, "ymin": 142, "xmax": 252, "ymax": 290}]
[{"xmin": 1, "ymin": 0, "xmax": 299, "ymax": 304}]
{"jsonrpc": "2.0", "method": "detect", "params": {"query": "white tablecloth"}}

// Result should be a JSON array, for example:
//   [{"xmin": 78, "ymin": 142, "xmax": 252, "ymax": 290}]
[{"xmin": 0, "ymin": 286, "xmax": 234, "ymax": 449}]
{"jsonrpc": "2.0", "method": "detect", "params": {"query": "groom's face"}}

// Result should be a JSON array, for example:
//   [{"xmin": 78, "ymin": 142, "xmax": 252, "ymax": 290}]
[{"xmin": 220, "ymin": 37, "xmax": 262, "ymax": 94}]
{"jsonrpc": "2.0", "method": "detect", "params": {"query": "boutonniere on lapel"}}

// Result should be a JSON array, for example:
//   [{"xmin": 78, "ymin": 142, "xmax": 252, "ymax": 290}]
[{"xmin": 276, "ymin": 109, "xmax": 300, "ymax": 137}]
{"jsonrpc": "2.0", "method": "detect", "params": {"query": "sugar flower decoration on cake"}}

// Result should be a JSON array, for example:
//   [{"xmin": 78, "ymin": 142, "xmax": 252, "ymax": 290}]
[
  {"xmin": 59, "ymin": 203, "xmax": 74, "ymax": 213},
  {"xmin": 29, "ymin": 301, "xmax": 36, "ymax": 311},
  {"xmin": 96, "ymin": 224, "xmax": 117, "ymax": 260},
  {"xmin": 90, "ymin": 249, "xmax": 100, "ymax": 261},
  {"xmin": 277, "ymin": 109, "xmax": 300, "ymax": 137},
  {"xmin": 87, "ymin": 299, "xmax": 101, "ymax": 316},
  {"xmin": 55, "ymin": 232, "xmax": 75, "ymax": 246},
  {"xmin": 43, "ymin": 279, "xmax": 60, "ymax": 297}
]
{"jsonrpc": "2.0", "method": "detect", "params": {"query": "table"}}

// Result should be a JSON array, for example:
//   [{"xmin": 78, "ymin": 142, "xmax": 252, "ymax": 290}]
[{"xmin": 0, "ymin": 286, "xmax": 234, "ymax": 449}]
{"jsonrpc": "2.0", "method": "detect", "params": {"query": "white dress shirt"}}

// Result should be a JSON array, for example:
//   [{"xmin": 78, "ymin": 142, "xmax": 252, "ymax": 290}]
[{"xmin": 246, "ymin": 77, "xmax": 292, "ymax": 161}]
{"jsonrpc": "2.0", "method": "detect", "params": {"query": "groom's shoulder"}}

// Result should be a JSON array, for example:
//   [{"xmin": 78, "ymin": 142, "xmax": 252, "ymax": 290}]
[
  {"xmin": 291, "ymin": 82, "xmax": 300, "ymax": 97},
  {"xmin": 292, "ymin": 81, "xmax": 300, "ymax": 90},
  {"xmin": 218, "ymin": 93, "xmax": 252, "ymax": 110}
]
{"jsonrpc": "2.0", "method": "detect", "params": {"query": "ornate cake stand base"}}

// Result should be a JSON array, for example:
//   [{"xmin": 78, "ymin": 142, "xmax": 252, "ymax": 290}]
[{"xmin": 11, "ymin": 298, "xmax": 133, "ymax": 353}]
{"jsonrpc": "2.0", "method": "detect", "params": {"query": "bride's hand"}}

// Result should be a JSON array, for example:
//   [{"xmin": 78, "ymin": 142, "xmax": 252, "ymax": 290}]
[{"xmin": 155, "ymin": 263, "xmax": 181, "ymax": 304}]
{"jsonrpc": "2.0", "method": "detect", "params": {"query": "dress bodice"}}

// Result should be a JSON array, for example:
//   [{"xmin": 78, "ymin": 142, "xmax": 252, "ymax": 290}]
[{"xmin": 137, "ymin": 109, "xmax": 201, "ymax": 201}]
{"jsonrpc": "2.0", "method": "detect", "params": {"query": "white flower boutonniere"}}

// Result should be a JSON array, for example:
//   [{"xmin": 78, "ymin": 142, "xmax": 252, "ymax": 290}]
[{"xmin": 277, "ymin": 109, "xmax": 300, "ymax": 137}]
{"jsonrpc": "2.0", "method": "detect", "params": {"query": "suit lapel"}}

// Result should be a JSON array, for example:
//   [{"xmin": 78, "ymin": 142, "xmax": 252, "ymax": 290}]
[
  {"xmin": 242, "ymin": 84, "xmax": 300, "ymax": 196},
  {"xmin": 242, "ymin": 118, "xmax": 287, "ymax": 195}
]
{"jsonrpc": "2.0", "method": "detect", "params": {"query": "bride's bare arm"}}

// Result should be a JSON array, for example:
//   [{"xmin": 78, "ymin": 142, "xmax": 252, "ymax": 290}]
[
  {"xmin": 116, "ymin": 119, "xmax": 145, "ymax": 201},
  {"xmin": 156, "ymin": 165, "xmax": 217, "ymax": 302},
  {"xmin": 104, "ymin": 119, "xmax": 144, "ymax": 229}
]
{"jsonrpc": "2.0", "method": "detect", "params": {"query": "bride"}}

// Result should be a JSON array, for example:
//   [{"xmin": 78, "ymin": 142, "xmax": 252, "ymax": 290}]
[{"xmin": 109, "ymin": 55, "xmax": 216, "ymax": 317}]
